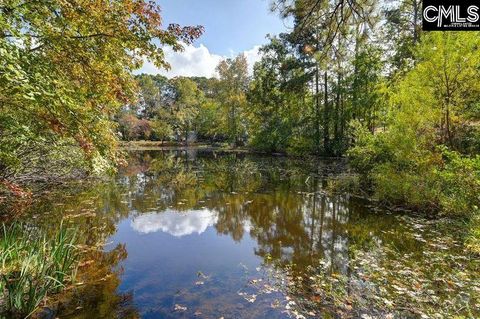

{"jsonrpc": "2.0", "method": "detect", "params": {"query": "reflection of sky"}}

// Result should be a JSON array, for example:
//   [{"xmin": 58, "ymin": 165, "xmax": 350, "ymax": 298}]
[
  {"xmin": 131, "ymin": 209, "xmax": 219, "ymax": 237},
  {"xmin": 110, "ymin": 207, "xmax": 268, "ymax": 319}
]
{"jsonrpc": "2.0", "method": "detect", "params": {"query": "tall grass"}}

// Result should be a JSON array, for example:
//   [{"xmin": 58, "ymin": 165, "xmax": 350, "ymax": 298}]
[{"xmin": 0, "ymin": 222, "xmax": 79, "ymax": 318}]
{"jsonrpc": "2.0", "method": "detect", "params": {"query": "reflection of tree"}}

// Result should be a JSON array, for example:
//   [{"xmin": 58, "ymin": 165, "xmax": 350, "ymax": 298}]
[
  {"xmin": 117, "ymin": 151, "xmax": 362, "ymax": 270},
  {"xmin": 23, "ymin": 172, "xmax": 140, "ymax": 317},
  {"xmin": 26, "ymin": 181, "xmax": 131, "ymax": 248},
  {"xmin": 119, "ymin": 151, "xmax": 361, "ymax": 275},
  {"xmin": 46, "ymin": 244, "xmax": 140, "ymax": 319},
  {"xmin": 26, "ymin": 149, "xmax": 468, "ymax": 318}
]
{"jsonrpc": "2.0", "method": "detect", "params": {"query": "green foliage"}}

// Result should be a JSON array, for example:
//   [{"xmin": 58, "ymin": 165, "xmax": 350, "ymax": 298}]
[
  {"xmin": 195, "ymin": 99, "xmax": 225, "ymax": 140},
  {"xmin": 150, "ymin": 118, "xmax": 174, "ymax": 142},
  {"xmin": 436, "ymin": 147, "xmax": 480, "ymax": 216},
  {"xmin": 348, "ymin": 32, "xmax": 480, "ymax": 251},
  {"xmin": 170, "ymin": 77, "xmax": 204, "ymax": 140},
  {"xmin": 136, "ymin": 74, "xmax": 169, "ymax": 119},
  {"xmin": 0, "ymin": 223, "xmax": 79, "ymax": 318},
  {"xmin": 247, "ymin": 36, "xmax": 310, "ymax": 153},
  {"xmin": 216, "ymin": 55, "xmax": 249, "ymax": 146},
  {"xmin": 467, "ymin": 215, "xmax": 480, "ymax": 254},
  {"xmin": 122, "ymin": 56, "xmax": 249, "ymax": 145},
  {"xmin": 382, "ymin": 0, "xmax": 422, "ymax": 74}
]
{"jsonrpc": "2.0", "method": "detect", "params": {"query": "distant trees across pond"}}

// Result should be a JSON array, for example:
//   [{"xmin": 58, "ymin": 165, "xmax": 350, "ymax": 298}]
[{"xmin": 119, "ymin": 55, "xmax": 250, "ymax": 146}]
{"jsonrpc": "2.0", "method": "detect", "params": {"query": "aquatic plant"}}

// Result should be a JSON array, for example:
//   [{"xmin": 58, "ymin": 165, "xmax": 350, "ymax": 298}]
[{"xmin": 0, "ymin": 223, "xmax": 79, "ymax": 318}]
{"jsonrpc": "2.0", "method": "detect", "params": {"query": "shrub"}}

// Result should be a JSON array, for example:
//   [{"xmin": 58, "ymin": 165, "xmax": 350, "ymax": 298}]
[{"xmin": 435, "ymin": 147, "xmax": 480, "ymax": 216}]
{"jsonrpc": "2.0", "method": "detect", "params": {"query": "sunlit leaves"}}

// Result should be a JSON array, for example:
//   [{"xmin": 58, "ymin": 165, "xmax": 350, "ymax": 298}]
[{"xmin": 0, "ymin": 0, "xmax": 203, "ymax": 182}]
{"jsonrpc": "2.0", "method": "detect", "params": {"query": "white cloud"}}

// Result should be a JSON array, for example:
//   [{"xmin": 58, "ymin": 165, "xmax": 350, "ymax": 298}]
[
  {"xmin": 131, "ymin": 209, "xmax": 218, "ymax": 237},
  {"xmin": 138, "ymin": 44, "xmax": 263, "ymax": 78},
  {"xmin": 243, "ymin": 45, "xmax": 262, "ymax": 75}
]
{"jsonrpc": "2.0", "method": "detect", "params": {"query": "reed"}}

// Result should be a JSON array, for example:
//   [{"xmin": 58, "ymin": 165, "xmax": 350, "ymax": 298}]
[{"xmin": 0, "ymin": 222, "xmax": 79, "ymax": 318}]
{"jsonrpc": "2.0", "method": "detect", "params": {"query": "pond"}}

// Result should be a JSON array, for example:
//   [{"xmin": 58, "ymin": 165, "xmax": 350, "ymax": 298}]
[{"xmin": 16, "ymin": 149, "xmax": 480, "ymax": 318}]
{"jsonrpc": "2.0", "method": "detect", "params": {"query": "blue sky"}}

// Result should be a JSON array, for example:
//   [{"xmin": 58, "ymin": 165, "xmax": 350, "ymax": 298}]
[
  {"xmin": 139, "ymin": 0, "xmax": 289, "ymax": 78},
  {"xmin": 158, "ymin": 0, "xmax": 287, "ymax": 55}
]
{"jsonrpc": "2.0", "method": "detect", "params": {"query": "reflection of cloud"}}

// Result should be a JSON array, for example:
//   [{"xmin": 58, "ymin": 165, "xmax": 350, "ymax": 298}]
[
  {"xmin": 131, "ymin": 209, "xmax": 218, "ymax": 237},
  {"xmin": 243, "ymin": 219, "xmax": 253, "ymax": 234}
]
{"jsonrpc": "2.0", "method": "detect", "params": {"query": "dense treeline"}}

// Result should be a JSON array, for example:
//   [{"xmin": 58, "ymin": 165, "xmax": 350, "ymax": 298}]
[{"xmin": 118, "ymin": 54, "xmax": 250, "ymax": 145}]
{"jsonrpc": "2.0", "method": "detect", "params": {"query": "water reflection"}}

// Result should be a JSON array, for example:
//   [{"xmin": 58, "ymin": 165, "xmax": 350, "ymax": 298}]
[
  {"xmin": 23, "ymin": 149, "xmax": 479, "ymax": 318},
  {"xmin": 131, "ymin": 209, "xmax": 218, "ymax": 236}
]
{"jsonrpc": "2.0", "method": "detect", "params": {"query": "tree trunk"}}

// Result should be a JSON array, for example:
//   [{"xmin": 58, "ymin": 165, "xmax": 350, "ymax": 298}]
[
  {"xmin": 412, "ymin": 0, "xmax": 419, "ymax": 44},
  {"xmin": 315, "ymin": 65, "xmax": 321, "ymax": 154},
  {"xmin": 334, "ymin": 72, "xmax": 340, "ymax": 149},
  {"xmin": 323, "ymin": 71, "xmax": 330, "ymax": 155}
]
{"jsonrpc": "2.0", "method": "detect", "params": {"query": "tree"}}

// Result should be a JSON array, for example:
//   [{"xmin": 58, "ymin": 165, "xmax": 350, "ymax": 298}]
[
  {"xmin": 247, "ymin": 35, "xmax": 311, "ymax": 153},
  {"xmin": 349, "ymin": 31, "xmax": 480, "ymax": 216},
  {"xmin": 136, "ymin": 74, "xmax": 169, "ymax": 119},
  {"xmin": 270, "ymin": 0, "xmax": 381, "ymax": 155},
  {"xmin": 170, "ymin": 77, "xmax": 204, "ymax": 143},
  {"xmin": 0, "ymin": 0, "xmax": 203, "ymax": 183},
  {"xmin": 216, "ymin": 55, "xmax": 249, "ymax": 146},
  {"xmin": 383, "ymin": 0, "xmax": 423, "ymax": 73}
]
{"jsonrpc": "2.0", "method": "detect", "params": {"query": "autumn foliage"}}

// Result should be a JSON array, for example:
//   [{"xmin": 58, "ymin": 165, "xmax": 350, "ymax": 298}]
[{"xmin": 0, "ymin": 0, "xmax": 203, "ymax": 192}]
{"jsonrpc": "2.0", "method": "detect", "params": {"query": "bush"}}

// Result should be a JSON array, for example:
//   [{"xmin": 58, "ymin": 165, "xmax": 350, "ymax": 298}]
[
  {"xmin": 436, "ymin": 147, "xmax": 480, "ymax": 216},
  {"xmin": 349, "ymin": 121, "xmax": 480, "ymax": 214},
  {"xmin": 348, "ymin": 117, "xmax": 480, "ymax": 253}
]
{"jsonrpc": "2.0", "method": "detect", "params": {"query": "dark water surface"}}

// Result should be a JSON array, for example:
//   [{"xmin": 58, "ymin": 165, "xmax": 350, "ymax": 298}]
[{"xmin": 22, "ymin": 149, "xmax": 479, "ymax": 318}]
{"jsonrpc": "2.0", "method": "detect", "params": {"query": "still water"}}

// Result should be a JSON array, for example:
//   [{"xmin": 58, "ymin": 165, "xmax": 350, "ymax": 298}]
[{"xmin": 24, "ymin": 149, "xmax": 479, "ymax": 318}]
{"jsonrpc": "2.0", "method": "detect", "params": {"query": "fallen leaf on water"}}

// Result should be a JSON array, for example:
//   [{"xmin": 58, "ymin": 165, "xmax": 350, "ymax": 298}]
[
  {"xmin": 249, "ymin": 278, "xmax": 262, "ymax": 285},
  {"xmin": 261, "ymin": 284, "xmax": 276, "ymax": 294}
]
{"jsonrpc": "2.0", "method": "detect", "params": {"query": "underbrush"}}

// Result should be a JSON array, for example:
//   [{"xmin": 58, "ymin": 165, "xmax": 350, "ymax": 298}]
[
  {"xmin": 0, "ymin": 223, "xmax": 80, "ymax": 318},
  {"xmin": 347, "ymin": 123, "xmax": 480, "ymax": 253}
]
